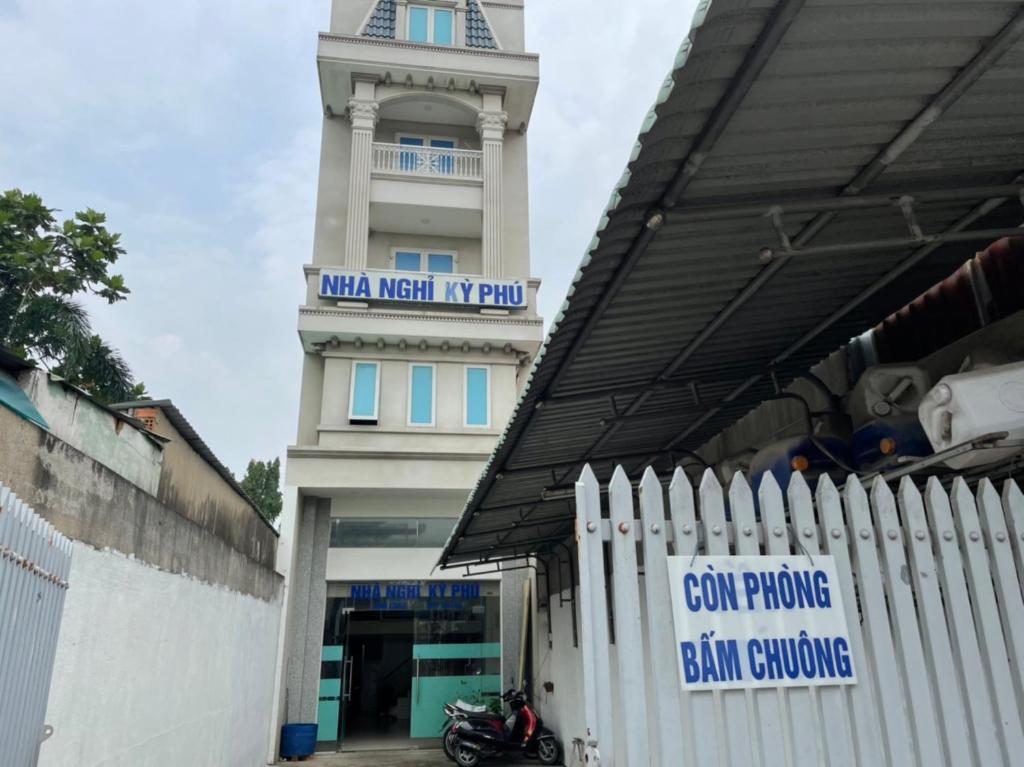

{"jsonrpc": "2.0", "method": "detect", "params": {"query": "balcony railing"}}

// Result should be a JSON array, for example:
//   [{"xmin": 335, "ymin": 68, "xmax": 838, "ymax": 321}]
[{"xmin": 371, "ymin": 142, "xmax": 483, "ymax": 182}]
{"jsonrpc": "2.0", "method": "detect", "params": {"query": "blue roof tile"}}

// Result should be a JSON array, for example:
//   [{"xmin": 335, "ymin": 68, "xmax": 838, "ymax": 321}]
[
  {"xmin": 363, "ymin": 0, "xmax": 397, "ymax": 39},
  {"xmin": 466, "ymin": 0, "xmax": 497, "ymax": 49}
]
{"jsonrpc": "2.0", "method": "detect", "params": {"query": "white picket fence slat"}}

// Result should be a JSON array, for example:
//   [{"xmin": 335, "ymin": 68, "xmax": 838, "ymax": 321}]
[
  {"xmin": 637, "ymin": 470, "xmax": 684, "ymax": 767},
  {"xmin": 0, "ymin": 481, "xmax": 72, "ymax": 767},
  {"xmin": 572, "ymin": 464, "xmax": 1024, "ymax": 766}
]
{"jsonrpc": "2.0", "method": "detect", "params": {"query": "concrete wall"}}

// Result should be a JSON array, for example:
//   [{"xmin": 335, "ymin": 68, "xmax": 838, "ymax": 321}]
[
  {"xmin": 0, "ymin": 408, "xmax": 280, "ymax": 601},
  {"xmin": 38, "ymin": 542, "xmax": 281, "ymax": 767},
  {"xmin": 21, "ymin": 371, "xmax": 163, "ymax": 496},
  {"xmin": 135, "ymin": 407, "xmax": 277, "ymax": 570},
  {"xmin": 531, "ymin": 563, "xmax": 585, "ymax": 758}
]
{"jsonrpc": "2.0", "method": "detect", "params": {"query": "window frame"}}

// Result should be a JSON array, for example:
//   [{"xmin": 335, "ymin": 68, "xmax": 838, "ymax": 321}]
[
  {"xmin": 407, "ymin": 362, "xmax": 437, "ymax": 427},
  {"xmin": 390, "ymin": 247, "xmax": 459, "ymax": 274},
  {"xmin": 348, "ymin": 360, "xmax": 381, "ymax": 423},
  {"xmin": 395, "ymin": 132, "xmax": 459, "ymax": 148},
  {"xmin": 406, "ymin": 4, "xmax": 455, "ymax": 46},
  {"xmin": 463, "ymin": 364, "xmax": 491, "ymax": 428}
]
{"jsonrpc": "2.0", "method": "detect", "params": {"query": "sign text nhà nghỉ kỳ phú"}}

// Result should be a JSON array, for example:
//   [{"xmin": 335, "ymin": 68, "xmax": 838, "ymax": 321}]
[
  {"xmin": 666, "ymin": 555, "xmax": 857, "ymax": 690},
  {"xmin": 348, "ymin": 581, "xmax": 482, "ymax": 611},
  {"xmin": 319, "ymin": 268, "xmax": 526, "ymax": 308}
]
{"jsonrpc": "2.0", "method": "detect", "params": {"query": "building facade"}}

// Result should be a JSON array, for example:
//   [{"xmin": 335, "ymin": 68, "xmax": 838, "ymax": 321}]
[{"xmin": 275, "ymin": 0, "xmax": 542, "ymax": 752}]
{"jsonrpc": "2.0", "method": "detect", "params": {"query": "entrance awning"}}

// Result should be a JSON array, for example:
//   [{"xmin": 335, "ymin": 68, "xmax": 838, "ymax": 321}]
[{"xmin": 439, "ymin": 0, "xmax": 1024, "ymax": 568}]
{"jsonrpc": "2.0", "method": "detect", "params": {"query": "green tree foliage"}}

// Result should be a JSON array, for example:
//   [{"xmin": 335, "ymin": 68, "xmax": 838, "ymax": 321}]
[
  {"xmin": 239, "ymin": 458, "xmax": 283, "ymax": 523},
  {"xmin": 0, "ymin": 189, "xmax": 145, "ymax": 402}
]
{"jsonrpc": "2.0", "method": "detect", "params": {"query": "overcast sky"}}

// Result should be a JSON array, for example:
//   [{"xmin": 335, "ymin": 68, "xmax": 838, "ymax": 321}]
[{"xmin": 0, "ymin": 0, "xmax": 695, "ymax": 477}]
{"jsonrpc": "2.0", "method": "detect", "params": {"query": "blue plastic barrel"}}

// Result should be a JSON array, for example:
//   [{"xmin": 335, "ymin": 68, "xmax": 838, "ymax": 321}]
[{"xmin": 280, "ymin": 723, "xmax": 317, "ymax": 759}]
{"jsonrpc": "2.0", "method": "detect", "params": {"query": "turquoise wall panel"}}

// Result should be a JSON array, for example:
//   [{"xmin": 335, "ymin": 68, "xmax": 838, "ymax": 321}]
[
  {"xmin": 412, "ymin": 642, "xmax": 500, "ymax": 660},
  {"xmin": 410, "ymin": 675, "xmax": 502, "ymax": 739},
  {"xmin": 317, "ymin": 700, "xmax": 340, "ymax": 742}
]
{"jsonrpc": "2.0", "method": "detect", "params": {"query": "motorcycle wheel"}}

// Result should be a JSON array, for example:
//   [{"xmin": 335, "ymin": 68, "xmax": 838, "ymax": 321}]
[
  {"xmin": 537, "ymin": 737, "xmax": 560, "ymax": 765},
  {"xmin": 443, "ymin": 727, "xmax": 459, "ymax": 762},
  {"xmin": 454, "ymin": 742, "xmax": 481, "ymax": 767}
]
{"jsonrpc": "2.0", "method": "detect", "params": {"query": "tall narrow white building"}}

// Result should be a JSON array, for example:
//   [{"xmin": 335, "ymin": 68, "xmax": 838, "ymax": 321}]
[{"xmin": 275, "ymin": 0, "xmax": 541, "ymax": 753}]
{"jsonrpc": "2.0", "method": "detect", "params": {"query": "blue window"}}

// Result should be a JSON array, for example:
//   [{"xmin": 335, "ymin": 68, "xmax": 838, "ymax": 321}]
[
  {"xmin": 427, "ymin": 253, "xmax": 454, "ymax": 273},
  {"xmin": 430, "ymin": 138, "xmax": 455, "ymax": 175},
  {"xmin": 408, "ymin": 7, "xmax": 429, "ymax": 42},
  {"xmin": 399, "ymin": 136, "xmax": 424, "ymax": 172},
  {"xmin": 395, "ymin": 251, "xmax": 422, "ymax": 271},
  {"xmin": 433, "ymin": 10, "xmax": 453, "ymax": 45},
  {"xmin": 349, "ymin": 362, "xmax": 379, "ymax": 422},
  {"xmin": 465, "ymin": 367, "xmax": 489, "ymax": 427},
  {"xmin": 409, "ymin": 365, "xmax": 435, "ymax": 426},
  {"xmin": 408, "ymin": 6, "xmax": 452, "ymax": 45},
  {"xmin": 394, "ymin": 250, "xmax": 456, "ymax": 273}
]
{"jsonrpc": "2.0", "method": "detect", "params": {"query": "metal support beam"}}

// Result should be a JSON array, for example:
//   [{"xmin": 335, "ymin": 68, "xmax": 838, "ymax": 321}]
[
  {"xmin": 762, "ymin": 226, "xmax": 1023, "ymax": 261},
  {"xmin": 458, "ymin": 516, "xmax": 576, "ymax": 539},
  {"xmin": 662, "ymin": 184, "xmax": 1024, "ymax": 224}
]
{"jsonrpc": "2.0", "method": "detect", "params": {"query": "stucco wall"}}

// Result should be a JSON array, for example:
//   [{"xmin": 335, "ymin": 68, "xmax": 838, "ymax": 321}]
[
  {"xmin": 38, "ymin": 542, "xmax": 282, "ymax": 767},
  {"xmin": 367, "ymin": 231, "xmax": 483, "ymax": 275},
  {"xmin": 480, "ymin": 0, "xmax": 526, "ymax": 51},
  {"xmin": 20, "ymin": 370, "xmax": 163, "ymax": 496},
  {"xmin": 318, "ymin": 353, "xmax": 517, "ymax": 437},
  {"xmin": 330, "ymin": 0, "xmax": 375, "ymax": 35},
  {"xmin": 311, "ymin": 116, "xmax": 353, "ymax": 268},
  {"xmin": 532, "ymin": 574, "xmax": 585, "ymax": 760}
]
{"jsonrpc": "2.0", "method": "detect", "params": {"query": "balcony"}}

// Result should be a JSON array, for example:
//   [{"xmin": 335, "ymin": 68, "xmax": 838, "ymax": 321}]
[
  {"xmin": 369, "ymin": 142, "xmax": 483, "ymax": 238},
  {"xmin": 371, "ymin": 142, "xmax": 482, "ymax": 182}
]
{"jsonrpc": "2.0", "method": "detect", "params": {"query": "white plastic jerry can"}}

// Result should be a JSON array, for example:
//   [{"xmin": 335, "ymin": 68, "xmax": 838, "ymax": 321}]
[{"xmin": 918, "ymin": 361, "xmax": 1024, "ymax": 470}]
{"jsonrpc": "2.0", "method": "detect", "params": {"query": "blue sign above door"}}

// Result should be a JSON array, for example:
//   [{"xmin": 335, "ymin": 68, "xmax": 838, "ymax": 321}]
[{"xmin": 348, "ymin": 581, "xmax": 482, "ymax": 611}]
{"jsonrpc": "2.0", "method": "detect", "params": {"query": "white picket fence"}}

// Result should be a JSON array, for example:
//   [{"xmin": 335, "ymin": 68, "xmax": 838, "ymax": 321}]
[
  {"xmin": 0, "ymin": 482, "xmax": 73, "ymax": 767},
  {"xmin": 574, "ymin": 464, "xmax": 1024, "ymax": 767}
]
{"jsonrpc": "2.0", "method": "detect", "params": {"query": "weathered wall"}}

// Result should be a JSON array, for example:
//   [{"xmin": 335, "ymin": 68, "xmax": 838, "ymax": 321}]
[
  {"xmin": 21, "ymin": 371, "xmax": 163, "ymax": 495},
  {"xmin": 136, "ymin": 408, "xmax": 277, "ymax": 570},
  {"xmin": 38, "ymin": 542, "xmax": 282, "ymax": 767},
  {"xmin": 532, "ymin": 573, "xmax": 585, "ymax": 762},
  {"xmin": 0, "ymin": 408, "xmax": 280, "ymax": 601}
]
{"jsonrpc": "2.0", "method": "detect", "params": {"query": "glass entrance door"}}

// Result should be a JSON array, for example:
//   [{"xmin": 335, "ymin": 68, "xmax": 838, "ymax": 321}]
[
  {"xmin": 410, "ymin": 642, "xmax": 502, "ymax": 738},
  {"xmin": 318, "ymin": 602, "xmax": 352, "ymax": 747},
  {"xmin": 321, "ymin": 582, "xmax": 501, "ymax": 745},
  {"xmin": 318, "ymin": 644, "xmax": 346, "ymax": 743}
]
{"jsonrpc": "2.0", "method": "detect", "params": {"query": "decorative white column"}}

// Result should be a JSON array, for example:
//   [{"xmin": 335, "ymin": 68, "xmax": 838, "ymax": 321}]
[
  {"xmin": 477, "ymin": 109, "xmax": 507, "ymax": 278},
  {"xmin": 344, "ymin": 86, "xmax": 378, "ymax": 270}
]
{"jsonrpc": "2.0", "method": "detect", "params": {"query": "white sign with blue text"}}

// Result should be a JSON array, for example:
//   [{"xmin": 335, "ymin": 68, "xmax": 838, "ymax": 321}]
[
  {"xmin": 666, "ymin": 555, "xmax": 857, "ymax": 691},
  {"xmin": 319, "ymin": 268, "xmax": 526, "ymax": 309}
]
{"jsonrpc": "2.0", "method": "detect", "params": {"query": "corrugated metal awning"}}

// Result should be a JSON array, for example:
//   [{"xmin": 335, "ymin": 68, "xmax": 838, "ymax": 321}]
[{"xmin": 440, "ymin": 0, "xmax": 1024, "ymax": 568}]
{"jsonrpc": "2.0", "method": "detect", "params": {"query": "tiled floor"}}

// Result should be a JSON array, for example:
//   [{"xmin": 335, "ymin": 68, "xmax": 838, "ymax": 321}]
[
  {"xmin": 278, "ymin": 748, "xmax": 451, "ymax": 766},
  {"xmin": 279, "ymin": 747, "xmax": 556, "ymax": 766}
]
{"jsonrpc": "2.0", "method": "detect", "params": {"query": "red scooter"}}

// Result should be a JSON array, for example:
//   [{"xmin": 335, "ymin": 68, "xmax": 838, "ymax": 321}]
[{"xmin": 449, "ymin": 689, "xmax": 560, "ymax": 766}]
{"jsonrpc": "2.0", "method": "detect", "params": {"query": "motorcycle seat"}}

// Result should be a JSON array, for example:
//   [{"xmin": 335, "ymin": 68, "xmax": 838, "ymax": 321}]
[{"xmin": 454, "ymin": 700, "xmax": 503, "ymax": 719}]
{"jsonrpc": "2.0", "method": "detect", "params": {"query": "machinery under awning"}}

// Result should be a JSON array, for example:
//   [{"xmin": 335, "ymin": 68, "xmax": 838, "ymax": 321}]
[{"xmin": 439, "ymin": 0, "xmax": 1024, "ymax": 569}]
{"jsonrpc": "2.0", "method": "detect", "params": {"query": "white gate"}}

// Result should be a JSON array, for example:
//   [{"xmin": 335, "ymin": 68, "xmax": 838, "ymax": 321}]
[
  {"xmin": 0, "ymin": 481, "xmax": 73, "ymax": 767},
  {"xmin": 574, "ymin": 464, "xmax": 1024, "ymax": 767}
]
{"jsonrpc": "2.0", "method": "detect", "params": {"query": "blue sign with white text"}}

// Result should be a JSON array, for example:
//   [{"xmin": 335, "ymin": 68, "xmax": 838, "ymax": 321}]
[
  {"xmin": 348, "ymin": 581, "xmax": 483, "ymax": 611},
  {"xmin": 319, "ymin": 268, "xmax": 526, "ymax": 309}
]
